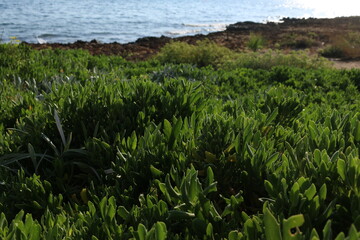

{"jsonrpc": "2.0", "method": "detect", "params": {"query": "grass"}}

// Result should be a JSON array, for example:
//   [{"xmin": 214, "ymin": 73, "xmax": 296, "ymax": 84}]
[
  {"xmin": 320, "ymin": 32, "xmax": 360, "ymax": 59},
  {"xmin": 246, "ymin": 33, "xmax": 266, "ymax": 52},
  {"xmin": 279, "ymin": 33, "xmax": 318, "ymax": 49},
  {"xmin": 221, "ymin": 50, "xmax": 331, "ymax": 70},
  {"xmin": 156, "ymin": 40, "xmax": 331, "ymax": 70}
]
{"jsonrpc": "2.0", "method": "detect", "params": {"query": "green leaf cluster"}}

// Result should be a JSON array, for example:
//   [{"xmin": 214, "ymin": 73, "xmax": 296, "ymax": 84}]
[{"xmin": 0, "ymin": 44, "xmax": 360, "ymax": 239}]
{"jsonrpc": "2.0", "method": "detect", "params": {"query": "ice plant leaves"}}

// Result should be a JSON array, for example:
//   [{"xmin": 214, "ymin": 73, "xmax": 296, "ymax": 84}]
[
  {"xmin": 1, "ymin": 44, "xmax": 360, "ymax": 239},
  {"xmin": 264, "ymin": 208, "xmax": 282, "ymax": 240}
]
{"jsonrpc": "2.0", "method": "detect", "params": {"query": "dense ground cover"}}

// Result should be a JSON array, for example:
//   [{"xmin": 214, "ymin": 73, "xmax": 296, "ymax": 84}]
[{"xmin": 0, "ymin": 42, "xmax": 360, "ymax": 239}]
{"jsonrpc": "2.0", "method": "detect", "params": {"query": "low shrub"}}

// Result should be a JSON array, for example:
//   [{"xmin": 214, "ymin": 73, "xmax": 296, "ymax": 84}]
[
  {"xmin": 156, "ymin": 41, "xmax": 331, "ymax": 70},
  {"xmin": 1, "ymin": 43, "xmax": 360, "ymax": 239},
  {"xmin": 246, "ymin": 33, "xmax": 265, "ymax": 52},
  {"xmin": 221, "ymin": 50, "xmax": 331, "ymax": 70},
  {"xmin": 279, "ymin": 33, "xmax": 318, "ymax": 49},
  {"xmin": 347, "ymin": 31, "xmax": 360, "ymax": 46},
  {"xmin": 321, "ymin": 33, "xmax": 360, "ymax": 59},
  {"xmin": 320, "ymin": 45, "xmax": 345, "ymax": 58},
  {"xmin": 156, "ymin": 40, "xmax": 234, "ymax": 67}
]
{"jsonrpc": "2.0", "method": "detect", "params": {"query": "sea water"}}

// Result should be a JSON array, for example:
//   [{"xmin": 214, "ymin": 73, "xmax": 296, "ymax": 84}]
[{"xmin": 0, "ymin": 0, "xmax": 359, "ymax": 43}]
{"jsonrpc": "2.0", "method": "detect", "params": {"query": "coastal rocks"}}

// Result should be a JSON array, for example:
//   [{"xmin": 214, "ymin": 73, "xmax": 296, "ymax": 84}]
[
  {"xmin": 24, "ymin": 16, "xmax": 360, "ymax": 63},
  {"xmin": 226, "ymin": 21, "xmax": 278, "ymax": 32},
  {"xmin": 133, "ymin": 36, "xmax": 171, "ymax": 51}
]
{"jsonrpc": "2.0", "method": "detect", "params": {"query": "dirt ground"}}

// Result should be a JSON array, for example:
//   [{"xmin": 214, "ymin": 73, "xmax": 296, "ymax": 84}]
[
  {"xmin": 24, "ymin": 16, "xmax": 360, "ymax": 69},
  {"xmin": 331, "ymin": 59, "xmax": 360, "ymax": 69}
]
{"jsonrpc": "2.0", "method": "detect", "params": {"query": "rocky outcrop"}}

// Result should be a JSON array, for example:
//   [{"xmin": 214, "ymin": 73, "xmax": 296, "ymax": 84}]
[{"xmin": 23, "ymin": 16, "xmax": 360, "ymax": 61}]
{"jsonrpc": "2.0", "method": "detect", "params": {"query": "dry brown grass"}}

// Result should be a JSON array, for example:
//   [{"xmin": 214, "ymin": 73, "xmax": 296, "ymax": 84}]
[
  {"xmin": 321, "ymin": 32, "xmax": 360, "ymax": 59},
  {"xmin": 279, "ymin": 32, "xmax": 320, "ymax": 49}
]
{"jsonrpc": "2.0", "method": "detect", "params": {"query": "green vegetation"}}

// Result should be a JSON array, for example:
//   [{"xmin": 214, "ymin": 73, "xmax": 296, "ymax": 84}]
[
  {"xmin": 157, "ymin": 40, "xmax": 331, "ymax": 70},
  {"xmin": 321, "ymin": 45, "xmax": 346, "ymax": 58},
  {"xmin": 279, "ymin": 32, "xmax": 318, "ymax": 49},
  {"xmin": 246, "ymin": 33, "xmax": 266, "ymax": 52},
  {"xmin": 1, "ymin": 42, "xmax": 360, "ymax": 239},
  {"xmin": 320, "ymin": 32, "xmax": 360, "ymax": 59},
  {"xmin": 157, "ymin": 40, "xmax": 234, "ymax": 67}
]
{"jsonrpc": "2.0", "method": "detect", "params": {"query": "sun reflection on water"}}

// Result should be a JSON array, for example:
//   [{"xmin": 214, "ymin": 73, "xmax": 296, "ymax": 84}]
[{"xmin": 288, "ymin": 0, "xmax": 360, "ymax": 17}]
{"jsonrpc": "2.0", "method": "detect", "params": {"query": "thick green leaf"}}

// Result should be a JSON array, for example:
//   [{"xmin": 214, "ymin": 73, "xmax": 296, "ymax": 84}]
[
  {"xmin": 282, "ymin": 214, "xmax": 304, "ymax": 240},
  {"xmin": 206, "ymin": 223, "xmax": 214, "ymax": 238},
  {"xmin": 330, "ymin": 151, "xmax": 339, "ymax": 162},
  {"xmin": 137, "ymin": 223, "xmax": 147, "ymax": 240},
  {"xmin": 206, "ymin": 166, "xmax": 214, "ymax": 186},
  {"xmin": 265, "ymin": 107, "xmax": 279, "ymax": 125},
  {"xmin": 309, "ymin": 229, "xmax": 320, "ymax": 240},
  {"xmin": 290, "ymin": 182, "xmax": 300, "ymax": 208},
  {"xmin": 264, "ymin": 180, "xmax": 275, "ymax": 197},
  {"xmin": 99, "ymin": 197, "xmax": 107, "ymax": 220},
  {"xmin": 313, "ymin": 149, "xmax": 321, "ymax": 166},
  {"xmin": 155, "ymin": 222, "xmax": 167, "ymax": 240},
  {"xmin": 266, "ymin": 152, "xmax": 279, "ymax": 167},
  {"xmin": 264, "ymin": 208, "xmax": 282, "ymax": 240},
  {"xmin": 337, "ymin": 159, "xmax": 346, "ymax": 181},
  {"xmin": 322, "ymin": 220, "xmax": 332, "ymax": 240},
  {"xmin": 244, "ymin": 219, "xmax": 256, "ymax": 240},
  {"xmin": 169, "ymin": 117, "xmax": 183, "ymax": 148},
  {"xmin": 319, "ymin": 184, "xmax": 327, "ymax": 202},
  {"xmin": 334, "ymin": 232, "xmax": 345, "ymax": 240},
  {"xmin": 354, "ymin": 120, "xmax": 360, "ymax": 142},
  {"xmin": 285, "ymin": 141, "xmax": 297, "ymax": 164},
  {"xmin": 163, "ymin": 119, "xmax": 172, "ymax": 141},
  {"xmin": 130, "ymin": 131, "xmax": 138, "ymax": 151},
  {"xmin": 165, "ymin": 175, "xmax": 181, "ymax": 200},
  {"xmin": 150, "ymin": 165, "xmax": 163, "ymax": 177},
  {"xmin": 0, "ymin": 213, "xmax": 8, "ymax": 231},
  {"xmin": 304, "ymin": 184, "xmax": 316, "ymax": 201},
  {"xmin": 88, "ymin": 201, "xmax": 96, "ymax": 216},
  {"xmin": 107, "ymin": 196, "xmax": 116, "ymax": 221},
  {"xmin": 228, "ymin": 231, "xmax": 242, "ymax": 240}
]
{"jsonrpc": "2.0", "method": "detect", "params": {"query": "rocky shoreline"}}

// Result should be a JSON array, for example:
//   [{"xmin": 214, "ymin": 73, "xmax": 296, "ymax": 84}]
[{"xmin": 24, "ymin": 17, "xmax": 360, "ymax": 67}]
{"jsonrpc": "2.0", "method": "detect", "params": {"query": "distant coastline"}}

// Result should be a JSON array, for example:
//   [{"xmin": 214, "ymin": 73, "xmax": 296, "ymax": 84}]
[
  {"xmin": 4, "ymin": 0, "xmax": 357, "ymax": 44},
  {"xmin": 22, "ymin": 16, "xmax": 360, "ymax": 65}
]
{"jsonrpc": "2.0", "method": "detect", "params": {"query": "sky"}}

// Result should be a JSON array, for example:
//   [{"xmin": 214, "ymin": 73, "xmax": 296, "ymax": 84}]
[{"xmin": 289, "ymin": 0, "xmax": 360, "ymax": 17}]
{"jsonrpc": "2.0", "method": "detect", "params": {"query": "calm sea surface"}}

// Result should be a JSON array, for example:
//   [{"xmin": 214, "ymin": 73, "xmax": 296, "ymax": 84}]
[{"xmin": 1, "ymin": 0, "xmax": 359, "ymax": 43}]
